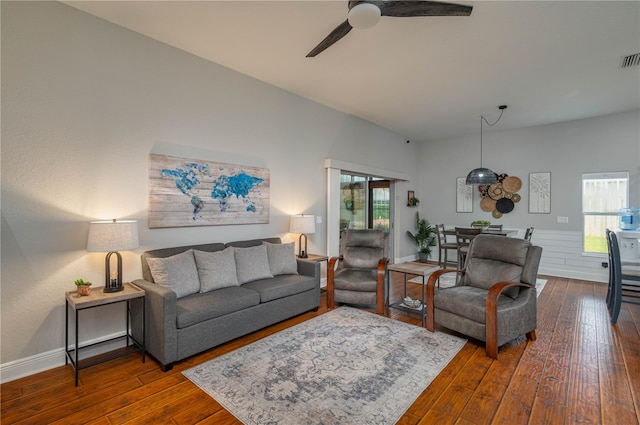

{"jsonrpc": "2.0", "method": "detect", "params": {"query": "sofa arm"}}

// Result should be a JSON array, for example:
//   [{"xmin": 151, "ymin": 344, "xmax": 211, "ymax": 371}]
[
  {"xmin": 296, "ymin": 259, "xmax": 320, "ymax": 280},
  {"xmin": 131, "ymin": 279, "xmax": 178, "ymax": 369}
]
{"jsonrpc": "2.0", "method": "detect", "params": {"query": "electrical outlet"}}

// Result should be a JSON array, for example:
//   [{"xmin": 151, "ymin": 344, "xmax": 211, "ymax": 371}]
[
  {"xmin": 557, "ymin": 216, "xmax": 569, "ymax": 224},
  {"xmin": 316, "ymin": 216, "xmax": 322, "ymax": 224}
]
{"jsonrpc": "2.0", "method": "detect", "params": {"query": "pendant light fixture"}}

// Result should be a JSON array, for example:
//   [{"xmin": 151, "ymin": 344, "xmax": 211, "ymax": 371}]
[{"xmin": 466, "ymin": 105, "xmax": 508, "ymax": 185}]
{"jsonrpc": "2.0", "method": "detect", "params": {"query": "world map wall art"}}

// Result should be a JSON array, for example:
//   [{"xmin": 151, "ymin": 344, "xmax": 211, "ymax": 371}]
[{"xmin": 148, "ymin": 153, "xmax": 270, "ymax": 228}]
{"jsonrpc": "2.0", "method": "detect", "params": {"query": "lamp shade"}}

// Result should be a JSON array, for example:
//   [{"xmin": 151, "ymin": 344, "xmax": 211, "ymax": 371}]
[
  {"xmin": 290, "ymin": 215, "xmax": 316, "ymax": 235},
  {"xmin": 348, "ymin": 3, "xmax": 381, "ymax": 29},
  {"xmin": 87, "ymin": 220, "xmax": 139, "ymax": 252},
  {"xmin": 466, "ymin": 168, "xmax": 498, "ymax": 185}
]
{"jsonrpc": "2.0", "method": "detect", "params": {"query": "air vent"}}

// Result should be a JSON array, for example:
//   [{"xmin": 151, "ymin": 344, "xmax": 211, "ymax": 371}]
[{"xmin": 620, "ymin": 53, "xmax": 640, "ymax": 69}]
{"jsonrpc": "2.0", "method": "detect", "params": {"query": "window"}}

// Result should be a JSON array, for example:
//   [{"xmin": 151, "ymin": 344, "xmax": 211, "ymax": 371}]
[{"xmin": 582, "ymin": 172, "xmax": 629, "ymax": 254}]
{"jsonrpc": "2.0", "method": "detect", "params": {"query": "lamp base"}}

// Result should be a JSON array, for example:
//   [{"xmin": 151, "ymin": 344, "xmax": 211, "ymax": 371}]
[{"xmin": 103, "ymin": 284, "xmax": 124, "ymax": 293}]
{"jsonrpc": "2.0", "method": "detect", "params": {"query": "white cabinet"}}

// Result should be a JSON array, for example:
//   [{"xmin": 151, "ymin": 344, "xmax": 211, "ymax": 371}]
[{"xmin": 617, "ymin": 230, "xmax": 640, "ymax": 262}]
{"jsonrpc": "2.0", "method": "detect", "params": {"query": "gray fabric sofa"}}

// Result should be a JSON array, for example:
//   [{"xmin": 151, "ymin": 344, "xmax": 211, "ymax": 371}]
[{"xmin": 131, "ymin": 237, "xmax": 320, "ymax": 371}]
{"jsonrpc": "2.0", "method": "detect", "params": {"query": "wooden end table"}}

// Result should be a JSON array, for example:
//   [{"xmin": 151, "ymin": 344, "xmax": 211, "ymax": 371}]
[
  {"xmin": 386, "ymin": 262, "xmax": 440, "ymax": 326},
  {"xmin": 65, "ymin": 282, "xmax": 145, "ymax": 386}
]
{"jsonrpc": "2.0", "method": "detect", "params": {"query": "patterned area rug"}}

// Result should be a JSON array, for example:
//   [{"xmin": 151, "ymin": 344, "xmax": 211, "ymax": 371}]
[
  {"xmin": 183, "ymin": 307, "xmax": 466, "ymax": 424},
  {"xmin": 409, "ymin": 268, "xmax": 547, "ymax": 295}
]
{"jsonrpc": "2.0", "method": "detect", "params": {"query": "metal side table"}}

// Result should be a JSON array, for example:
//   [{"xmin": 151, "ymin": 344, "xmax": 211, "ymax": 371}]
[{"xmin": 65, "ymin": 282, "xmax": 145, "ymax": 386}]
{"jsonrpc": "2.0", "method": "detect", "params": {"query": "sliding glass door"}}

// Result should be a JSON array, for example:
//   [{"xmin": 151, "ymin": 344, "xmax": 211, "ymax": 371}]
[
  {"xmin": 369, "ymin": 179, "xmax": 390, "ymax": 232},
  {"xmin": 339, "ymin": 173, "xmax": 393, "ymax": 255},
  {"xmin": 340, "ymin": 174, "xmax": 367, "ymax": 231}
]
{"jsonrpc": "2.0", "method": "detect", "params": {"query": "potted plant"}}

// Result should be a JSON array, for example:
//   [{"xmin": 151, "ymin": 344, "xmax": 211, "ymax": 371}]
[
  {"xmin": 471, "ymin": 220, "xmax": 491, "ymax": 230},
  {"xmin": 406, "ymin": 212, "xmax": 437, "ymax": 262},
  {"xmin": 74, "ymin": 278, "xmax": 92, "ymax": 296}
]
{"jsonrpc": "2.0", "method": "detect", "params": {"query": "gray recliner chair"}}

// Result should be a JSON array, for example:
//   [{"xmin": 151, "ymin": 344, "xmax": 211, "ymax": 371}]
[
  {"xmin": 327, "ymin": 229, "xmax": 389, "ymax": 315},
  {"xmin": 426, "ymin": 234, "xmax": 542, "ymax": 359}
]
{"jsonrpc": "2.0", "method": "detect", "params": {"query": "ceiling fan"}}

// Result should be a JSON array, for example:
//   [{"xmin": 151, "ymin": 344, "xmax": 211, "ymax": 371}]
[{"xmin": 306, "ymin": 1, "xmax": 473, "ymax": 57}]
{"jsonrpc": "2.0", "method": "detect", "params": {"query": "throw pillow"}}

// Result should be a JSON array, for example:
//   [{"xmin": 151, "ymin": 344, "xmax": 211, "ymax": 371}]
[
  {"xmin": 146, "ymin": 249, "xmax": 200, "ymax": 298},
  {"xmin": 264, "ymin": 241, "xmax": 298, "ymax": 276},
  {"xmin": 234, "ymin": 244, "xmax": 274, "ymax": 284},
  {"xmin": 194, "ymin": 247, "xmax": 239, "ymax": 293}
]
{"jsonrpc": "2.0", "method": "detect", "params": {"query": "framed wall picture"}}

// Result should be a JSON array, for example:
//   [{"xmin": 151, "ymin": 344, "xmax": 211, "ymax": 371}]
[
  {"xmin": 407, "ymin": 190, "xmax": 416, "ymax": 206},
  {"xmin": 149, "ymin": 153, "xmax": 270, "ymax": 228},
  {"xmin": 456, "ymin": 177, "xmax": 473, "ymax": 213},
  {"xmin": 529, "ymin": 172, "xmax": 551, "ymax": 213}
]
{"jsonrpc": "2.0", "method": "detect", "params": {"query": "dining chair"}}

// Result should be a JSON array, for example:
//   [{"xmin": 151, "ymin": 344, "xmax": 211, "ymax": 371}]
[
  {"xmin": 606, "ymin": 229, "xmax": 640, "ymax": 324},
  {"xmin": 436, "ymin": 224, "xmax": 458, "ymax": 268},
  {"xmin": 524, "ymin": 227, "xmax": 534, "ymax": 241},
  {"xmin": 455, "ymin": 227, "xmax": 483, "ymax": 269}
]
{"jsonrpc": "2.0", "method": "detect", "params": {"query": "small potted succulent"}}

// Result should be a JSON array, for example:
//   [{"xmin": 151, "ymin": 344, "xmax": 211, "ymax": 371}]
[
  {"xmin": 74, "ymin": 278, "xmax": 92, "ymax": 296},
  {"xmin": 471, "ymin": 220, "xmax": 491, "ymax": 230}
]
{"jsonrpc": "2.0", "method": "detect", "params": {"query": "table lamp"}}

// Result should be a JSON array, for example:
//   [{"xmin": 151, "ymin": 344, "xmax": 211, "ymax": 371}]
[
  {"xmin": 290, "ymin": 214, "xmax": 315, "ymax": 258},
  {"xmin": 87, "ymin": 219, "xmax": 139, "ymax": 292}
]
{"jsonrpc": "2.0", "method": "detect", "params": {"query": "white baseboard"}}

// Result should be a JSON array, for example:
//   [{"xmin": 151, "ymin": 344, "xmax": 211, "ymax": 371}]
[
  {"xmin": 0, "ymin": 348, "xmax": 65, "ymax": 384},
  {"xmin": 0, "ymin": 331, "xmax": 128, "ymax": 384}
]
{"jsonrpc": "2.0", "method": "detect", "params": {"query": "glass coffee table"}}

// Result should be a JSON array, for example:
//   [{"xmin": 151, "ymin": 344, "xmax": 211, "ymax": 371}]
[{"xmin": 386, "ymin": 262, "xmax": 441, "ymax": 326}]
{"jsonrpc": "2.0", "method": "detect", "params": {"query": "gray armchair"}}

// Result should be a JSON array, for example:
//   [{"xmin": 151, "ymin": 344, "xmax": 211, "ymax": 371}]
[
  {"xmin": 426, "ymin": 234, "xmax": 542, "ymax": 359},
  {"xmin": 327, "ymin": 229, "xmax": 389, "ymax": 315}
]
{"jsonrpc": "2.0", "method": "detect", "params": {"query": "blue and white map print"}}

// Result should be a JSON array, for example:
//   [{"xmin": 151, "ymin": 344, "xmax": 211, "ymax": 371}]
[{"xmin": 149, "ymin": 154, "xmax": 269, "ymax": 228}]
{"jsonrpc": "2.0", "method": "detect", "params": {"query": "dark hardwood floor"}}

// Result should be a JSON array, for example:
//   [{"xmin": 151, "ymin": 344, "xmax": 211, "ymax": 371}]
[{"xmin": 2, "ymin": 274, "xmax": 639, "ymax": 424}]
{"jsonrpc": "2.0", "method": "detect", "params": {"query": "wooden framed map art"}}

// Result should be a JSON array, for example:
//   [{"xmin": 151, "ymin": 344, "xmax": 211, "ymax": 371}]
[{"xmin": 149, "ymin": 153, "xmax": 270, "ymax": 228}]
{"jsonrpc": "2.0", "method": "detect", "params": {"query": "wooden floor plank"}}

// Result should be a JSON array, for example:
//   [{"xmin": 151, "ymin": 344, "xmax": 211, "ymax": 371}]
[
  {"xmin": 106, "ymin": 381, "xmax": 195, "ymax": 424},
  {"xmin": 528, "ymin": 397, "xmax": 567, "ymax": 425},
  {"xmin": 2, "ymin": 275, "xmax": 639, "ymax": 425},
  {"xmin": 45, "ymin": 374, "xmax": 186, "ymax": 425}
]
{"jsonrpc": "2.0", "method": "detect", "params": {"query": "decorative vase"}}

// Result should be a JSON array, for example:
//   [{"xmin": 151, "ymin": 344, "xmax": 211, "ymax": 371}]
[
  {"xmin": 77, "ymin": 286, "xmax": 91, "ymax": 296},
  {"xmin": 418, "ymin": 252, "xmax": 429, "ymax": 263}
]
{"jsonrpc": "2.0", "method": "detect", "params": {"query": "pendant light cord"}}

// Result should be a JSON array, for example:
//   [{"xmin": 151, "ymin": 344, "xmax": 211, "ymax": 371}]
[{"xmin": 479, "ymin": 106, "xmax": 506, "ymax": 167}]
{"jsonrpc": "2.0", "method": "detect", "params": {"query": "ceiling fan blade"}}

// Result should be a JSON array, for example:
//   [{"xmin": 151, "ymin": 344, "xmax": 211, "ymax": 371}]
[
  {"xmin": 306, "ymin": 19, "xmax": 353, "ymax": 57},
  {"xmin": 377, "ymin": 1, "xmax": 472, "ymax": 17}
]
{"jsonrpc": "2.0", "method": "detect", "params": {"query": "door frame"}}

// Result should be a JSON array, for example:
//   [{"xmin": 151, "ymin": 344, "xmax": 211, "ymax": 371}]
[{"xmin": 325, "ymin": 159, "xmax": 409, "ymax": 260}]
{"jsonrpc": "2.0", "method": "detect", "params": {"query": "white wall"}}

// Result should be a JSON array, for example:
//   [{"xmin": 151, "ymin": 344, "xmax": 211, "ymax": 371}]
[
  {"xmin": 418, "ymin": 110, "xmax": 640, "ymax": 280},
  {"xmin": 1, "ymin": 1, "xmax": 421, "ymax": 380}
]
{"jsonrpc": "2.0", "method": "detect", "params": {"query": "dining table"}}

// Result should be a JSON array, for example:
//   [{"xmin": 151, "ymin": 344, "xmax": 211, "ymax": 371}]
[
  {"xmin": 442, "ymin": 227, "xmax": 518, "ymax": 237},
  {"xmin": 442, "ymin": 227, "xmax": 518, "ymax": 268}
]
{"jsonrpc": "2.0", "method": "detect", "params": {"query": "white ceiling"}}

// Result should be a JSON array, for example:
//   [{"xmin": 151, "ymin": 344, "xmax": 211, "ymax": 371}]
[{"xmin": 64, "ymin": 0, "xmax": 640, "ymax": 142}]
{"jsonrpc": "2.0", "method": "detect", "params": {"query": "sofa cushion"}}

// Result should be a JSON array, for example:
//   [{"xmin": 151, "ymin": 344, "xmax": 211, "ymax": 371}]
[
  {"xmin": 434, "ymin": 285, "xmax": 516, "ymax": 324},
  {"xmin": 264, "ymin": 241, "xmax": 298, "ymax": 276},
  {"xmin": 465, "ymin": 258, "xmax": 523, "ymax": 299},
  {"xmin": 146, "ymin": 249, "xmax": 200, "ymax": 298},
  {"xmin": 234, "ymin": 244, "xmax": 274, "ymax": 284},
  {"xmin": 463, "ymin": 235, "xmax": 531, "ymax": 299},
  {"xmin": 176, "ymin": 286, "xmax": 260, "ymax": 329},
  {"xmin": 141, "ymin": 243, "xmax": 225, "ymax": 282},
  {"xmin": 333, "ymin": 268, "xmax": 379, "ymax": 292},
  {"xmin": 226, "ymin": 237, "xmax": 282, "ymax": 248},
  {"xmin": 242, "ymin": 274, "xmax": 317, "ymax": 303},
  {"xmin": 194, "ymin": 247, "xmax": 239, "ymax": 292}
]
